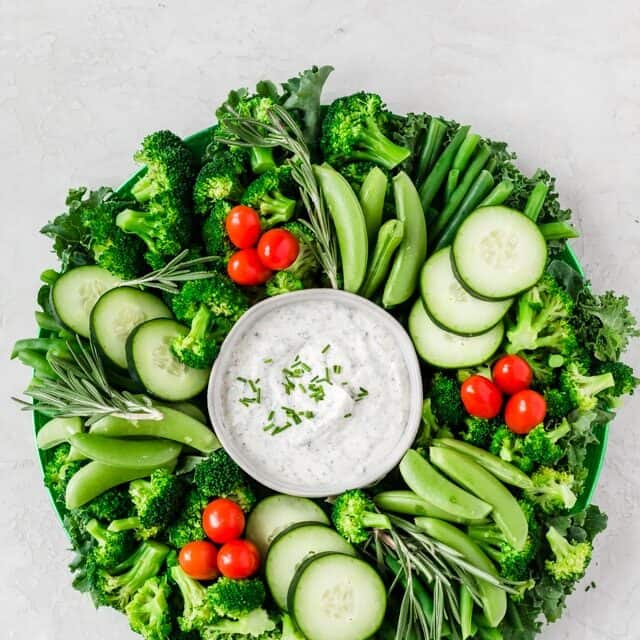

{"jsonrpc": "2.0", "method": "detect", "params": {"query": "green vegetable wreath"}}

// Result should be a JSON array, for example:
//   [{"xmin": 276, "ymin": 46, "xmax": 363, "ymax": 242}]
[{"xmin": 11, "ymin": 65, "xmax": 638, "ymax": 640}]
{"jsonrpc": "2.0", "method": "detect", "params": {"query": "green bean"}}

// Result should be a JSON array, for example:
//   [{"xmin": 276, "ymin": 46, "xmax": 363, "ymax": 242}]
[
  {"xmin": 425, "ymin": 206, "xmax": 440, "ymax": 227},
  {"xmin": 89, "ymin": 406, "xmax": 220, "ymax": 453},
  {"xmin": 40, "ymin": 268, "xmax": 60, "ymax": 286},
  {"xmin": 14, "ymin": 349, "xmax": 56, "ymax": 379},
  {"xmin": 523, "ymin": 181, "xmax": 549, "ymax": 221},
  {"xmin": 478, "ymin": 180, "xmax": 514, "ymax": 208},
  {"xmin": 70, "ymin": 433, "xmax": 182, "ymax": 468},
  {"xmin": 314, "ymin": 163, "xmax": 368, "ymax": 292},
  {"xmin": 374, "ymin": 490, "xmax": 489, "ymax": 525},
  {"xmin": 429, "ymin": 447, "xmax": 528, "ymax": 551},
  {"xmin": 382, "ymin": 173, "xmax": 427, "ymax": 308},
  {"xmin": 399, "ymin": 450, "xmax": 492, "ymax": 521},
  {"xmin": 460, "ymin": 584, "xmax": 475, "ymax": 640},
  {"xmin": 432, "ymin": 439, "xmax": 533, "ymax": 489},
  {"xmin": 359, "ymin": 220, "xmax": 404, "ymax": 299},
  {"xmin": 419, "ymin": 125, "xmax": 471, "ymax": 211},
  {"xmin": 444, "ymin": 169, "xmax": 460, "ymax": 203},
  {"xmin": 414, "ymin": 517, "xmax": 507, "ymax": 627},
  {"xmin": 35, "ymin": 311, "xmax": 62, "ymax": 332},
  {"xmin": 453, "ymin": 133, "xmax": 481, "ymax": 173},
  {"xmin": 359, "ymin": 166, "xmax": 387, "ymax": 241},
  {"xmin": 432, "ymin": 170, "xmax": 495, "ymax": 251},
  {"xmin": 430, "ymin": 144, "xmax": 492, "ymax": 239},
  {"xmin": 415, "ymin": 117, "xmax": 448, "ymax": 184},
  {"xmin": 11, "ymin": 337, "xmax": 67, "ymax": 356},
  {"xmin": 36, "ymin": 416, "xmax": 84, "ymax": 450},
  {"xmin": 539, "ymin": 221, "xmax": 580, "ymax": 241},
  {"xmin": 65, "ymin": 459, "xmax": 177, "ymax": 509}
]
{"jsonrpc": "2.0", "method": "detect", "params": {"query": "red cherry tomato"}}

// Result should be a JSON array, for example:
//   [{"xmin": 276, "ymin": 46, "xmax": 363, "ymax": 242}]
[
  {"xmin": 492, "ymin": 355, "xmax": 533, "ymax": 395},
  {"xmin": 179, "ymin": 540, "xmax": 219, "ymax": 580},
  {"xmin": 202, "ymin": 498, "xmax": 246, "ymax": 544},
  {"xmin": 225, "ymin": 205, "xmax": 262, "ymax": 249},
  {"xmin": 460, "ymin": 375, "xmax": 503, "ymax": 419},
  {"xmin": 217, "ymin": 539, "xmax": 260, "ymax": 579},
  {"xmin": 227, "ymin": 248, "xmax": 273, "ymax": 286},
  {"xmin": 505, "ymin": 389, "xmax": 547, "ymax": 434},
  {"xmin": 257, "ymin": 229, "xmax": 300, "ymax": 271}
]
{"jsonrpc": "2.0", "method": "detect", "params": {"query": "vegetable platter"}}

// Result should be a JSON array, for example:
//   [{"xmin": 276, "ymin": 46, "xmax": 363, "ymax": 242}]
[{"xmin": 12, "ymin": 66, "xmax": 638, "ymax": 640}]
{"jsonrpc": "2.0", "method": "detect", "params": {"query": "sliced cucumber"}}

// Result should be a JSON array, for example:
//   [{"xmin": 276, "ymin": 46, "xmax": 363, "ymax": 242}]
[
  {"xmin": 420, "ymin": 247, "xmax": 512, "ymax": 336},
  {"xmin": 90, "ymin": 287, "xmax": 171, "ymax": 369},
  {"xmin": 127, "ymin": 318, "xmax": 209, "ymax": 401},
  {"xmin": 265, "ymin": 522, "xmax": 355, "ymax": 610},
  {"xmin": 409, "ymin": 299, "xmax": 504, "ymax": 368},
  {"xmin": 246, "ymin": 495, "xmax": 330, "ymax": 558},
  {"xmin": 288, "ymin": 552, "xmax": 386, "ymax": 640},
  {"xmin": 452, "ymin": 206, "xmax": 547, "ymax": 300},
  {"xmin": 51, "ymin": 266, "xmax": 121, "ymax": 337},
  {"xmin": 36, "ymin": 417, "xmax": 84, "ymax": 450}
]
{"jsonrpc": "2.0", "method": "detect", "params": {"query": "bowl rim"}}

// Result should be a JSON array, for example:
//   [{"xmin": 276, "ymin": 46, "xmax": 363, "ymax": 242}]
[{"xmin": 207, "ymin": 288, "xmax": 424, "ymax": 497}]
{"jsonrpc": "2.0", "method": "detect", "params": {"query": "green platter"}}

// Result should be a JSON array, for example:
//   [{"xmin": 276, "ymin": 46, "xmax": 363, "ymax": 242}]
[{"xmin": 32, "ymin": 126, "xmax": 607, "ymax": 529}]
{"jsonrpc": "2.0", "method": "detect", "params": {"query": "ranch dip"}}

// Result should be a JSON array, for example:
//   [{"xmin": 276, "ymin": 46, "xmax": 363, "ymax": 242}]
[{"xmin": 215, "ymin": 294, "xmax": 416, "ymax": 494}]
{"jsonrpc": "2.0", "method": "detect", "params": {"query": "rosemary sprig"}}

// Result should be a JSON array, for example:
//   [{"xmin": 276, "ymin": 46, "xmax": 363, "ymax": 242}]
[
  {"xmin": 216, "ymin": 104, "xmax": 339, "ymax": 288},
  {"xmin": 120, "ymin": 249, "xmax": 222, "ymax": 293},
  {"xmin": 13, "ymin": 337, "xmax": 162, "ymax": 424}
]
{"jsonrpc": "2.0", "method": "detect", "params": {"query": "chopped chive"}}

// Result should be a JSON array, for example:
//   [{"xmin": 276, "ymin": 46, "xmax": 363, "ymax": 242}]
[
  {"xmin": 263, "ymin": 358, "xmax": 273, "ymax": 364},
  {"xmin": 333, "ymin": 364, "xmax": 342, "ymax": 374},
  {"xmin": 322, "ymin": 344, "xmax": 331, "ymax": 354},
  {"xmin": 236, "ymin": 376, "xmax": 248, "ymax": 383},
  {"xmin": 267, "ymin": 410, "xmax": 275, "ymax": 421},
  {"xmin": 343, "ymin": 413, "xmax": 352, "ymax": 419}
]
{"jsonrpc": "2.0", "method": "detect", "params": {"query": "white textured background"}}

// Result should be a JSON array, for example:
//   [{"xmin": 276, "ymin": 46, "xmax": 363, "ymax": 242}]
[{"xmin": 1, "ymin": 1, "xmax": 639, "ymax": 638}]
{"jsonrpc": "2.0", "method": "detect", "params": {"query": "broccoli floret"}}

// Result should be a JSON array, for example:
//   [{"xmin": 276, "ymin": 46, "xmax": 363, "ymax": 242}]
[
  {"xmin": 522, "ymin": 350, "xmax": 557, "ymax": 385},
  {"xmin": 200, "ymin": 608, "xmax": 277, "ymax": 640},
  {"xmin": 331, "ymin": 489, "xmax": 390, "ymax": 544},
  {"xmin": 320, "ymin": 92, "xmax": 410, "ymax": 169},
  {"xmin": 241, "ymin": 166, "xmax": 297, "ymax": 228},
  {"xmin": 461, "ymin": 417, "xmax": 499, "ymax": 448},
  {"xmin": 79, "ymin": 485, "xmax": 134, "ymax": 522},
  {"xmin": 169, "ymin": 564, "xmax": 216, "ymax": 633},
  {"xmin": 282, "ymin": 221, "xmax": 319, "ymax": 284},
  {"xmin": 525, "ymin": 467, "xmax": 577, "ymax": 514},
  {"xmin": 208, "ymin": 577, "xmax": 266, "ymax": 619},
  {"xmin": 43, "ymin": 444, "xmax": 84, "ymax": 504},
  {"xmin": 193, "ymin": 449, "xmax": 256, "ymax": 512},
  {"xmin": 522, "ymin": 420, "xmax": 571, "ymax": 466},
  {"xmin": 85, "ymin": 518, "xmax": 136, "ymax": 570},
  {"xmin": 130, "ymin": 130, "xmax": 195, "ymax": 204},
  {"xmin": 596, "ymin": 361, "xmax": 638, "ymax": 407},
  {"xmin": 194, "ymin": 153, "xmax": 245, "ymax": 215},
  {"xmin": 166, "ymin": 488, "xmax": 208, "ymax": 549},
  {"xmin": 559, "ymin": 361, "xmax": 615, "ymax": 411},
  {"xmin": 125, "ymin": 575, "xmax": 172, "ymax": 640},
  {"xmin": 202, "ymin": 200, "xmax": 234, "ymax": 260},
  {"xmin": 429, "ymin": 372, "xmax": 466, "ymax": 428},
  {"xmin": 544, "ymin": 526, "xmax": 592, "ymax": 584},
  {"xmin": 506, "ymin": 275, "xmax": 577, "ymax": 356},
  {"xmin": 116, "ymin": 191, "xmax": 192, "ymax": 268},
  {"xmin": 544, "ymin": 387, "xmax": 574, "ymax": 419},
  {"xmin": 265, "ymin": 271, "xmax": 304, "ymax": 297},
  {"xmin": 489, "ymin": 427, "xmax": 534, "ymax": 473},
  {"xmin": 338, "ymin": 161, "xmax": 379, "ymax": 192},
  {"xmin": 170, "ymin": 277, "xmax": 248, "ymax": 369},
  {"xmin": 203, "ymin": 124, "xmax": 251, "ymax": 167}
]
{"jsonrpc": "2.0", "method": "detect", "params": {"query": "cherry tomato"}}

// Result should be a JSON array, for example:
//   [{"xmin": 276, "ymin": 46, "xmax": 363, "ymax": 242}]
[
  {"xmin": 257, "ymin": 229, "xmax": 299, "ymax": 271},
  {"xmin": 225, "ymin": 205, "xmax": 262, "ymax": 249},
  {"xmin": 492, "ymin": 355, "xmax": 533, "ymax": 395},
  {"xmin": 202, "ymin": 498, "xmax": 246, "ymax": 544},
  {"xmin": 460, "ymin": 375, "xmax": 503, "ymax": 419},
  {"xmin": 179, "ymin": 540, "xmax": 219, "ymax": 581},
  {"xmin": 505, "ymin": 389, "xmax": 547, "ymax": 434},
  {"xmin": 217, "ymin": 539, "xmax": 260, "ymax": 579},
  {"xmin": 227, "ymin": 248, "xmax": 273, "ymax": 286}
]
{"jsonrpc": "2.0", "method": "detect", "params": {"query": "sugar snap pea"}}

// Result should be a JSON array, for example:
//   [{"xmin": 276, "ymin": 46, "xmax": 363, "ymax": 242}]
[
  {"xmin": 429, "ymin": 447, "xmax": 528, "ymax": 551},
  {"xmin": 415, "ymin": 117, "xmax": 447, "ymax": 184},
  {"xmin": 70, "ymin": 433, "xmax": 182, "ymax": 468},
  {"xmin": 382, "ymin": 172, "xmax": 427, "ymax": 308},
  {"xmin": 313, "ymin": 163, "xmax": 368, "ymax": 292},
  {"xmin": 359, "ymin": 166, "xmax": 387, "ymax": 241},
  {"xmin": 359, "ymin": 220, "xmax": 404, "ymax": 299},
  {"xmin": 36, "ymin": 416, "xmax": 84, "ymax": 450},
  {"xmin": 460, "ymin": 584, "xmax": 475, "ymax": 640},
  {"xmin": 89, "ymin": 406, "xmax": 220, "ymax": 453},
  {"xmin": 432, "ymin": 439, "xmax": 532, "ymax": 489},
  {"xmin": 399, "ymin": 450, "xmax": 492, "ymax": 521},
  {"xmin": 414, "ymin": 517, "xmax": 507, "ymax": 627},
  {"xmin": 161, "ymin": 402, "xmax": 207, "ymax": 424}
]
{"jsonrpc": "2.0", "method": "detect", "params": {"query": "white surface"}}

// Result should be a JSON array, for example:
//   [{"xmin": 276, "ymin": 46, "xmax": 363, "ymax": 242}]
[{"xmin": 0, "ymin": 1, "xmax": 638, "ymax": 637}]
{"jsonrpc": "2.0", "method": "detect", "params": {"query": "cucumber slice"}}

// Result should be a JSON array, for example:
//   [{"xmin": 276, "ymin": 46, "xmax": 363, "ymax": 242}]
[
  {"xmin": 246, "ymin": 495, "xmax": 330, "ymax": 558},
  {"xmin": 126, "ymin": 318, "xmax": 209, "ymax": 401},
  {"xmin": 51, "ymin": 266, "xmax": 121, "ymax": 337},
  {"xmin": 421, "ymin": 247, "xmax": 512, "ymax": 336},
  {"xmin": 288, "ymin": 552, "xmax": 386, "ymax": 640},
  {"xmin": 452, "ymin": 206, "xmax": 547, "ymax": 300},
  {"xmin": 265, "ymin": 522, "xmax": 355, "ymax": 610},
  {"xmin": 36, "ymin": 417, "xmax": 84, "ymax": 449},
  {"xmin": 90, "ymin": 287, "xmax": 172, "ymax": 369},
  {"xmin": 409, "ymin": 299, "xmax": 503, "ymax": 368}
]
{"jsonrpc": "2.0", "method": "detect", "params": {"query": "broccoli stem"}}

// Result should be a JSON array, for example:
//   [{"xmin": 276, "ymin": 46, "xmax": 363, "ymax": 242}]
[
  {"xmin": 130, "ymin": 172, "xmax": 158, "ymax": 203},
  {"xmin": 250, "ymin": 146, "xmax": 276, "ymax": 174},
  {"xmin": 547, "ymin": 420, "xmax": 571, "ymax": 443},
  {"xmin": 109, "ymin": 516, "xmax": 141, "ymax": 532},
  {"xmin": 116, "ymin": 209, "xmax": 156, "ymax": 252},
  {"xmin": 545, "ymin": 526, "xmax": 571, "ymax": 560},
  {"xmin": 582, "ymin": 371, "xmax": 616, "ymax": 397},
  {"xmin": 182, "ymin": 304, "xmax": 212, "ymax": 348},
  {"xmin": 260, "ymin": 192, "xmax": 297, "ymax": 226},
  {"xmin": 353, "ymin": 118, "xmax": 411, "ymax": 169},
  {"xmin": 86, "ymin": 518, "xmax": 110, "ymax": 543},
  {"xmin": 539, "ymin": 221, "xmax": 580, "ymax": 241},
  {"xmin": 523, "ymin": 182, "xmax": 549, "ymax": 221}
]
